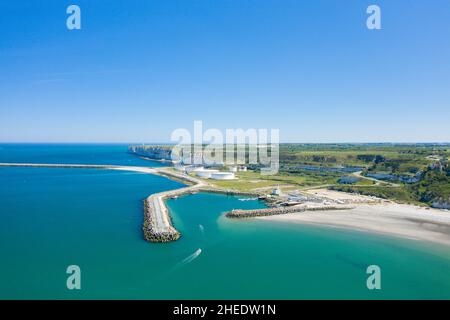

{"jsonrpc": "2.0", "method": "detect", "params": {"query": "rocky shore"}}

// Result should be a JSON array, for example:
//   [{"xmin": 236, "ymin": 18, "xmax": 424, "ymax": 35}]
[{"xmin": 143, "ymin": 198, "xmax": 181, "ymax": 242}]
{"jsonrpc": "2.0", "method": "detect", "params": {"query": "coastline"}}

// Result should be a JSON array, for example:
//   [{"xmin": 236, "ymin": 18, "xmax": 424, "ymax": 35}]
[
  {"xmin": 256, "ymin": 197, "xmax": 450, "ymax": 247},
  {"xmin": 2, "ymin": 162, "xmax": 450, "ymax": 246},
  {"xmin": 0, "ymin": 163, "xmax": 187, "ymax": 242},
  {"xmin": 0, "ymin": 163, "xmax": 261, "ymax": 243},
  {"xmin": 225, "ymin": 188, "xmax": 450, "ymax": 246}
]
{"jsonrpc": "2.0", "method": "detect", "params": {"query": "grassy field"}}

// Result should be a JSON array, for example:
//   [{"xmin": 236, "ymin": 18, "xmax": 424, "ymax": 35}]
[
  {"xmin": 278, "ymin": 143, "xmax": 449, "ymax": 170},
  {"xmin": 198, "ymin": 143, "xmax": 450, "ymax": 207},
  {"xmin": 207, "ymin": 170, "xmax": 339, "ymax": 192},
  {"xmin": 149, "ymin": 143, "xmax": 449, "ymax": 207}
]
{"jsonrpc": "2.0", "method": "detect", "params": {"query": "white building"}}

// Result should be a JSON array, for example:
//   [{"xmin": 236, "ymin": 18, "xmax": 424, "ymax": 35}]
[
  {"xmin": 211, "ymin": 172, "xmax": 235, "ymax": 180},
  {"xmin": 272, "ymin": 187, "xmax": 281, "ymax": 196}
]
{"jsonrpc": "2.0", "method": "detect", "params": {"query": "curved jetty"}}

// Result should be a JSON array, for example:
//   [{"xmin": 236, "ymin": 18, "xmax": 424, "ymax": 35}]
[
  {"xmin": 0, "ymin": 162, "xmax": 203, "ymax": 243},
  {"xmin": 141, "ymin": 168, "xmax": 207, "ymax": 242}
]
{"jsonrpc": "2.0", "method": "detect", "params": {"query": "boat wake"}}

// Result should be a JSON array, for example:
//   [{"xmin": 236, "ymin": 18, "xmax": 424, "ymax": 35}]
[
  {"xmin": 159, "ymin": 248, "xmax": 203, "ymax": 281},
  {"xmin": 199, "ymin": 224, "xmax": 205, "ymax": 234},
  {"xmin": 181, "ymin": 248, "xmax": 202, "ymax": 265}
]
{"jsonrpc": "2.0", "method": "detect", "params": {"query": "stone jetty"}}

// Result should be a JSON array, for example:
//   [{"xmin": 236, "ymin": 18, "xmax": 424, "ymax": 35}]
[
  {"xmin": 141, "ymin": 168, "xmax": 207, "ymax": 242},
  {"xmin": 226, "ymin": 205, "xmax": 354, "ymax": 218}
]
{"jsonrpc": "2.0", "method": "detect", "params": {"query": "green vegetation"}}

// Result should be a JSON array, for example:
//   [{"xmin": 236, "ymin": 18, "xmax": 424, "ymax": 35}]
[
  {"xmin": 139, "ymin": 143, "xmax": 450, "ymax": 207},
  {"xmin": 215, "ymin": 143, "xmax": 450, "ymax": 207},
  {"xmin": 209, "ymin": 170, "xmax": 339, "ymax": 192},
  {"xmin": 277, "ymin": 143, "xmax": 449, "ymax": 170},
  {"xmin": 330, "ymin": 185, "xmax": 419, "ymax": 205},
  {"xmin": 409, "ymin": 169, "xmax": 450, "ymax": 204}
]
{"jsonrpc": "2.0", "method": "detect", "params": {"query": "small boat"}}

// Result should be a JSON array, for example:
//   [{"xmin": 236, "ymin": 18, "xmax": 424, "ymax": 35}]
[{"xmin": 238, "ymin": 197, "xmax": 258, "ymax": 201}]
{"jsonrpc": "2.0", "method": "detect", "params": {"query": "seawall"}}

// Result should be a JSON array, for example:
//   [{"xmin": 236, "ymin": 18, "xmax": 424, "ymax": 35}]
[{"xmin": 226, "ymin": 205, "xmax": 355, "ymax": 218}]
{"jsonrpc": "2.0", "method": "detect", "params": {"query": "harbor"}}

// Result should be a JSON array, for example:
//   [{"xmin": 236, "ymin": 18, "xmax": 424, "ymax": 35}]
[
  {"xmin": 0, "ymin": 162, "xmax": 302, "ymax": 241},
  {"xmin": 0, "ymin": 162, "xmax": 196, "ymax": 243},
  {"xmin": 2, "ymin": 162, "xmax": 450, "ymax": 245},
  {"xmin": 0, "ymin": 162, "xmax": 385, "ymax": 243},
  {"xmin": 0, "ymin": 162, "xmax": 258, "ymax": 242},
  {"xmin": 141, "ymin": 168, "xmax": 207, "ymax": 242}
]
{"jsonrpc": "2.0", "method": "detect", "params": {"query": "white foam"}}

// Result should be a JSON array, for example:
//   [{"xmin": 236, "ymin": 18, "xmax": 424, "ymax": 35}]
[{"xmin": 181, "ymin": 248, "xmax": 202, "ymax": 264}]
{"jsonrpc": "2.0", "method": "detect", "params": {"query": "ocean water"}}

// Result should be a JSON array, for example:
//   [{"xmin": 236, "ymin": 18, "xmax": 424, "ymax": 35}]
[
  {"xmin": 1, "ymin": 144, "xmax": 450, "ymax": 299},
  {"xmin": 0, "ymin": 143, "xmax": 165, "ymax": 167}
]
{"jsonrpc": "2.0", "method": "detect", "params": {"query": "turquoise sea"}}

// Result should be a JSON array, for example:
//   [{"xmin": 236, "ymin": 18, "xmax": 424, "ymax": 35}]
[{"xmin": 1, "ymin": 144, "xmax": 450, "ymax": 299}]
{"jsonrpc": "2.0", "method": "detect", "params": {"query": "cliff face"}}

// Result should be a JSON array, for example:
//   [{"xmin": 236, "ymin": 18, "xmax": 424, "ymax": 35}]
[{"xmin": 129, "ymin": 146, "xmax": 173, "ymax": 161}]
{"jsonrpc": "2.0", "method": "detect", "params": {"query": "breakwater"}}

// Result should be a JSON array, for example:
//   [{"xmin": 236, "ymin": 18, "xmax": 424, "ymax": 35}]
[
  {"xmin": 141, "ymin": 168, "xmax": 267, "ymax": 242},
  {"xmin": 142, "ymin": 168, "xmax": 206, "ymax": 242},
  {"xmin": 0, "ymin": 162, "xmax": 288, "ymax": 243},
  {"xmin": 226, "ymin": 205, "xmax": 354, "ymax": 218},
  {"xmin": 0, "ymin": 163, "xmax": 118, "ymax": 169},
  {"xmin": 143, "ymin": 192, "xmax": 181, "ymax": 242},
  {"xmin": 0, "ymin": 163, "xmax": 198, "ymax": 243}
]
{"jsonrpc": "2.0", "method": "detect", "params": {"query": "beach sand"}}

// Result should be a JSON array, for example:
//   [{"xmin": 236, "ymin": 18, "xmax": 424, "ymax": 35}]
[{"xmin": 258, "ymin": 190, "xmax": 450, "ymax": 246}]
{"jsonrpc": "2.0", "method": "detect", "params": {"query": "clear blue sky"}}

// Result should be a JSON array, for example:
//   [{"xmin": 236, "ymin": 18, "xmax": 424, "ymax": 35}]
[{"xmin": 0, "ymin": 0, "xmax": 449, "ymax": 143}]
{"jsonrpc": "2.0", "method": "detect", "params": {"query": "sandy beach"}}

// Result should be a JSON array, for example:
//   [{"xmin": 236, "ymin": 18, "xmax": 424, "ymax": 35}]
[{"xmin": 258, "ymin": 189, "xmax": 450, "ymax": 246}]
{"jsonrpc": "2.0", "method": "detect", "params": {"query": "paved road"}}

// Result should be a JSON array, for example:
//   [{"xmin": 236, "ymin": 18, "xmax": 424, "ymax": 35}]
[{"xmin": 351, "ymin": 171, "xmax": 400, "ymax": 187}]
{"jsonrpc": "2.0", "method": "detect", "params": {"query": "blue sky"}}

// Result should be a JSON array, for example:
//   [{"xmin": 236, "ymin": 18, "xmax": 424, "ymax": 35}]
[{"xmin": 0, "ymin": 0, "xmax": 449, "ymax": 143}]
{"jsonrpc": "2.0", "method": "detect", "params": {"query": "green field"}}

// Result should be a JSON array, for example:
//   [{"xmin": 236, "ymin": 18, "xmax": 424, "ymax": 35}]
[
  {"xmin": 141, "ymin": 143, "xmax": 449, "ymax": 207},
  {"xmin": 205, "ymin": 143, "xmax": 450, "ymax": 207}
]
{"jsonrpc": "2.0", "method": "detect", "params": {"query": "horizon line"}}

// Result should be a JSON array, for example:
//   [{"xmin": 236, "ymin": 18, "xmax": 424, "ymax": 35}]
[{"xmin": 1, "ymin": 141, "xmax": 450, "ymax": 145}]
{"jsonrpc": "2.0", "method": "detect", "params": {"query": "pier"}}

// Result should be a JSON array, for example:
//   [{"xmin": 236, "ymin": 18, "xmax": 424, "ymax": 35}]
[{"xmin": 226, "ymin": 205, "xmax": 355, "ymax": 218}]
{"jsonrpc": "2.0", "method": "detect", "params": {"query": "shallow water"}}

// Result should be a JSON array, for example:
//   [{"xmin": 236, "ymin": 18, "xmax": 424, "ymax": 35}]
[{"xmin": 0, "ymin": 143, "xmax": 165, "ymax": 167}]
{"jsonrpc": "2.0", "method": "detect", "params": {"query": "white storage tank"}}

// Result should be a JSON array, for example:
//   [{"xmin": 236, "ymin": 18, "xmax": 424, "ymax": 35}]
[
  {"xmin": 195, "ymin": 169, "xmax": 219, "ymax": 178},
  {"xmin": 186, "ymin": 165, "xmax": 204, "ymax": 173},
  {"xmin": 211, "ymin": 172, "xmax": 235, "ymax": 180}
]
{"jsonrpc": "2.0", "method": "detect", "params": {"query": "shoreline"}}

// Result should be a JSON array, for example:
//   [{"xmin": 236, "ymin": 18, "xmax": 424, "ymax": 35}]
[
  {"xmin": 227, "ymin": 188, "xmax": 450, "ymax": 246},
  {"xmin": 256, "ymin": 198, "xmax": 450, "ymax": 247},
  {"xmin": 0, "ymin": 162, "xmax": 188, "ymax": 242},
  {"xmin": 2, "ymin": 163, "xmax": 450, "ymax": 246},
  {"xmin": 0, "ymin": 162, "xmax": 261, "ymax": 243}
]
